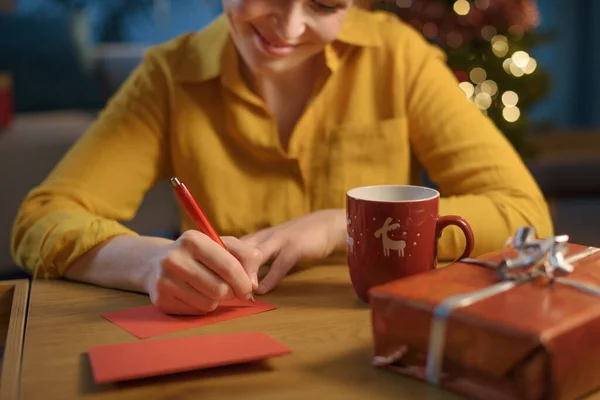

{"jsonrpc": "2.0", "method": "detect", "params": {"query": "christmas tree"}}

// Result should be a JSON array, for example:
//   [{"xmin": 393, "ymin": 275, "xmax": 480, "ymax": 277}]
[{"xmin": 373, "ymin": 0, "xmax": 551, "ymax": 157}]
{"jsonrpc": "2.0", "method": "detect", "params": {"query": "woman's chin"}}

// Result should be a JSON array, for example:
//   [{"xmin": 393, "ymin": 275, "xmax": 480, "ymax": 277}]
[{"xmin": 246, "ymin": 56, "xmax": 302, "ymax": 76}]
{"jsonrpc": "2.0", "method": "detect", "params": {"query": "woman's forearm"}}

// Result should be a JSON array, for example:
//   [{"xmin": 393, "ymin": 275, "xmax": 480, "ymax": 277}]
[
  {"xmin": 63, "ymin": 235, "xmax": 174, "ymax": 294},
  {"xmin": 438, "ymin": 192, "xmax": 552, "ymax": 260},
  {"xmin": 333, "ymin": 208, "xmax": 350, "ymax": 252}
]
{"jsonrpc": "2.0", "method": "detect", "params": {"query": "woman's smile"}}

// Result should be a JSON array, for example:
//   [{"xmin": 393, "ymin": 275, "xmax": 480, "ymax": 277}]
[{"xmin": 252, "ymin": 25, "xmax": 300, "ymax": 57}]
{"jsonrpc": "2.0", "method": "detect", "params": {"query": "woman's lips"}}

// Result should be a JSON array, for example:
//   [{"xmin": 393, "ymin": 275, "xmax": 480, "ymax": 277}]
[{"xmin": 252, "ymin": 27, "xmax": 297, "ymax": 57}]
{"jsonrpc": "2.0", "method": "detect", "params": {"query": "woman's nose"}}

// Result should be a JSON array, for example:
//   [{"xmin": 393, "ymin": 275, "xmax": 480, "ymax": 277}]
[{"xmin": 272, "ymin": 2, "xmax": 306, "ymax": 42}]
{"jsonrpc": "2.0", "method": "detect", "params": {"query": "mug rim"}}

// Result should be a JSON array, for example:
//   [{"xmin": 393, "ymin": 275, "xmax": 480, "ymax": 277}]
[{"xmin": 346, "ymin": 184, "xmax": 440, "ymax": 203}]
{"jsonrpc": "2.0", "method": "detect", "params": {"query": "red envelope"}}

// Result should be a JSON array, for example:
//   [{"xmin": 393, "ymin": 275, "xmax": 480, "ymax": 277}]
[
  {"xmin": 88, "ymin": 332, "xmax": 292, "ymax": 384},
  {"xmin": 102, "ymin": 298, "xmax": 277, "ymax": 339}
]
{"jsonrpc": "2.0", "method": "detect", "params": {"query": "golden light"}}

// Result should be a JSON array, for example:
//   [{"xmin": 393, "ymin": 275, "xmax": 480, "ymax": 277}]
[
  {"xmin": 475, "ymin": 93, "xmax": 492, "ymax": 110},
  {"xmin": 396, "ymin": 0, "xmax": 413, "ymax": 7},
  {"xmin": 501, "ymin": 91, "xmax": 519, "ymax": 107},
  {"xmin": 503, "ymin": 58, "xmax": 513, "ymax": 73},
  {"xmin": 475, "ymin": 0, "xmax": 490, "ymax": 10},
  {"xmin": 470, "ymin": 67, "xmax": 487, "ymax": 84},
  {"xmin": 511, "ymin": 51, "xmax": 530, "ymax": 69},
  {"xmin": 447, "ymin": 32, "xmax": 463, "ymax": 48},
  {"xmin": 508, "ymin": 25, "xmax": 525, "ymax": 40},
  {"xmin": 503, "ymin": 106, "xmax": 520, "ymax": 122},
  {"xmin": 453, "ymin": 0, "xmax": 470, "ymax": 16},
  {"xmin": 524, "ymin": 58, "xmax": 537, "ymax": 74},
  {"xmin": 481, "ymin": 80, "xmax": 498, "ymax": 96},
  {"xmin": 491, "ymin": 35, "xmax": 509, "ymax": 57},
  {"xmin": 422, "ymin": 23, "xmax": 438, "ymax": 38},
  {"xmin": 509, "ymin": 62, "xmax": 525, "ymax": 77},
  {"xmin": 459, "ymin": 82, "xmax": 475, "ymax": 99},
  {"xmin": 481, "ymin": 25, "xmax": 497, "ymax": 41}
]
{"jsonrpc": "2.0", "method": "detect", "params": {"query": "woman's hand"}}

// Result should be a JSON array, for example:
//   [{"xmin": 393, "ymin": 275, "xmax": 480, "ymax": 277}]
[
  {"xmin": 145, "ymin": 230, "xmax": 262, "ymax": 315},
  {"xmin": 240, "ymin": 209, "xmax": 347, "ymax": 294}
]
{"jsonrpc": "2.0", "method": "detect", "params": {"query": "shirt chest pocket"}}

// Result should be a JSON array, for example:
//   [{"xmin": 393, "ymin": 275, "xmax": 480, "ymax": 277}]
[{"xmin": 312, "ymin": 117, "xmax": 411, "ymax": 209}]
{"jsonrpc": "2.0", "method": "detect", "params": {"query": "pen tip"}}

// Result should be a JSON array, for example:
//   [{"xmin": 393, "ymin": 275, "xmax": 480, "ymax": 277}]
[
  {"xmin": 170, "ymin": 177, "xmax": 181, "ymax": 187},
  {"xmin": 249, "ymin": 292, "xmax": 256, "ymax": 303}
]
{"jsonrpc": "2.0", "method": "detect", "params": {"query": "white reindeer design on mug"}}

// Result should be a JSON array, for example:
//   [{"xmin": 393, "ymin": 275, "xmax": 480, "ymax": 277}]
[{"xmin": 374, "ymin": 217, "xmax": 407, "ymax": 257}]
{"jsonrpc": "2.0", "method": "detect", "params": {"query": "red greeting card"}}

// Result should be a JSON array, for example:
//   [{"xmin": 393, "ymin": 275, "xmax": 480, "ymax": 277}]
[
  {"xmin": 88, "ymin": 332, "xmax": 292, "ymax": 384},
  {"xmin": 102, "ymin": 298, "xmax": 277, "ymax": 339}
]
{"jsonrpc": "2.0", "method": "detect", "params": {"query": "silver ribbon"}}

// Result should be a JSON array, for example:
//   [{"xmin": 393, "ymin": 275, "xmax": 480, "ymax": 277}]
[{"xmin": 425, "ymin": 226, "xmax": 600, "ymax": 386}]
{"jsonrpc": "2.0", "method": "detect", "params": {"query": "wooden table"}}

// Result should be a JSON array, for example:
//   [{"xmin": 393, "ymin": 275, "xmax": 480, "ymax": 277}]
[{"xmin": 18, "ymin": 263, "xmax": 464, "ymax": 400}]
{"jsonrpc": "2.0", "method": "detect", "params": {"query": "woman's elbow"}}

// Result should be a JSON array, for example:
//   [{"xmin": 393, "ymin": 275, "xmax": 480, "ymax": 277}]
[
  {"xmin": 504, "ymin": 190, "xmax": 554, "ymax": 240},
  {"xmin": 10, "ymin": 193, "xmax": 69, "ymax": 279}
]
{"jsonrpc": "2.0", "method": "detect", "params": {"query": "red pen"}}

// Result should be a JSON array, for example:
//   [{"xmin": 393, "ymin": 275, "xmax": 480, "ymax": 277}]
[{"xmin": 170, "ymin": 177, "xmax": 255, "ymax": 302}]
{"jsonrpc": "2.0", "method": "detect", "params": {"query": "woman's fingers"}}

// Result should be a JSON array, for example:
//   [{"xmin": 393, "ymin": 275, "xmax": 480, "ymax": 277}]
[
  {"xmin": 161, "ymin": 249, "xmax": 234, "ymax": 301},
  {"xmin": 152, "ymin": 275, "xmax": 220, "ymax": 315},
  {"xmin": 153, "ymin": 230, "xmax": 266, "ymax": 317},
  {"xmin": 240, "ymin": 229, "xmax": 274, "ymax": 247},
  {"xmin": 222, "ymin": 236, "xmax": 263, "ymax": 289},
  {"xmin": 178, "ymin": 230, "xmax": 255, "ymax": 300},
  {"xmin": 255, "ymin": 247, "xmax": 299, "ymax": 294},
  {"xmin": 251, "ymin": 234, "xmax": 301, "ymax": 294},
  {"xmin": 159, "ymin": 297, "xmax": 202, "ymax": 315}
]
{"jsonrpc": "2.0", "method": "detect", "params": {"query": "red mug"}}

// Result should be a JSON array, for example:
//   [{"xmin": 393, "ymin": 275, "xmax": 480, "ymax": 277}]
[{"xmin": 346, "ymin": 185, "xmax": 474, "ymax": 303}]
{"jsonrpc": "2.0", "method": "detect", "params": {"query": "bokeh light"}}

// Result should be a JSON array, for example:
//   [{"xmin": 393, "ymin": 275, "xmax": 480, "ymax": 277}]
[
  {"xmin": 503, "ymin": 106, "xmax": 521, "ymax": 122},
  {"xmin": 502, "ymin": 91, "xmax": 519, "ymax": 107},
  {"xmin": 447, "ymin": 32, "xmax": 463, "ymax": 48},
  {"xmin": 480, "ymin": 80, "xmax": 498, "ymax": 96},
  {"xmin": 481, "ymin": 25, "xmax": 497, "ymax": 41},
  {"xmin": 475, "ymin": 92, "xmax": 492, "ymax": 110},
  {"xmin": 470, "ymin": 67, "xmax": 487, "ymax": 84},
  {"xmin": 523, "ymin": 58, "xmax": 537, "ymax": 74},
  {"xmin": 453, "ymin": 0, "xmax": 470, "ymax": 16},
  {"xmin": 474, "ymin": 0, "xmax": 490, "ymax": 10},
  {"xmin": 459, "ymin": 81, "xmax": 475, "ymax": 98},
  {"xmin": 491, "ymin": 35, "xmax": 509, "ymax": 57},
  {"xmin": 396, "ymin": 0, "xmax": 412, "ymax": 8},
  {"xmin": 511, "ymin": 51, "xmax": 530, "ymax": 69}
]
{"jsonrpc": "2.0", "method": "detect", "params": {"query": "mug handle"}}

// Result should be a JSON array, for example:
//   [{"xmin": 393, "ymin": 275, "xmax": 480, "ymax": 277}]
[{"xmin": 436, "ymin": 215, "xmax": 474, "ymax": 259}]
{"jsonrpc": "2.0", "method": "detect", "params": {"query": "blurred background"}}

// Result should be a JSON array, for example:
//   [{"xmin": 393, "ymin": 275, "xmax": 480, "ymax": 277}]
[{"xmin": 0, "ymin": 0, "xmax": 598, "ymax": 277}]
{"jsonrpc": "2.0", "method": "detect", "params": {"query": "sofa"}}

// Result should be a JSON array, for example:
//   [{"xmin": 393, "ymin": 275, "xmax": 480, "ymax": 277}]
[
  {"xmin": 0, "ymin": 110, "xmax": 181, "ymax": 279},
  {"xmin": 0, "ymin": 45, "xmax": 181, "ymax": 279}
]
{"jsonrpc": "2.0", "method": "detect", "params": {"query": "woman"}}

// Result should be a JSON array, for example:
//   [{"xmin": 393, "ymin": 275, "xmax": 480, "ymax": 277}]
[{"xmin": 11, "ymin": 0, "xmax": 552, "ymax": 315}]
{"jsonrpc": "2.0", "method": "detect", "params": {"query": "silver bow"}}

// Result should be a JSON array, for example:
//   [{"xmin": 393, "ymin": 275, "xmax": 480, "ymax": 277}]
[
  {"xmin": 424, "ymin": 227, "xmax": 600, "ymax": 386},
  {"xmin": 494, "ymin": 226, "xmax": 572, "ymax": 280}
]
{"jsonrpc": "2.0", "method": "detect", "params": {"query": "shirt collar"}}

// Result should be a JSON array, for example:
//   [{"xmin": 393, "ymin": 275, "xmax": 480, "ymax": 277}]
[
  {"xmin": 174, "ymin": 15, "xmax": 229, "ymax": 83},
  {"xmin": 336, "ymin": 6, "xmax": 382, "ymax": 48},
  {"xmin": 174, "ymin": 6, "xmax": 382, "ymax": 84}
]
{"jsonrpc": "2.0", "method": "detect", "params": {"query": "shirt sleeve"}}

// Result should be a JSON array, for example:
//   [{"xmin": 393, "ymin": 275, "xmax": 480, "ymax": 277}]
[
  {"xmin": 398, "ymin": 26, "xmax": 553, "ymax": 260},
  {"xmin": 11, "ymin": 49, "xmax": 171, "ymax": 278}
]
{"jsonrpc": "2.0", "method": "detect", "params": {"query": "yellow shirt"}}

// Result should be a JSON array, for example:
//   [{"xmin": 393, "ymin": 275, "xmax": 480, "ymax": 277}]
[{"xmin": 11, "ymin": 7, "xmax": 553, "ymax": 279}]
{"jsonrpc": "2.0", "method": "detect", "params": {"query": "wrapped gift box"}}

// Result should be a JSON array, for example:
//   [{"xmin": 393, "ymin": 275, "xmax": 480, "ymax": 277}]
[{"xmin": 369, "ymin": 228, "xmax": 600, "ymax": 400}]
